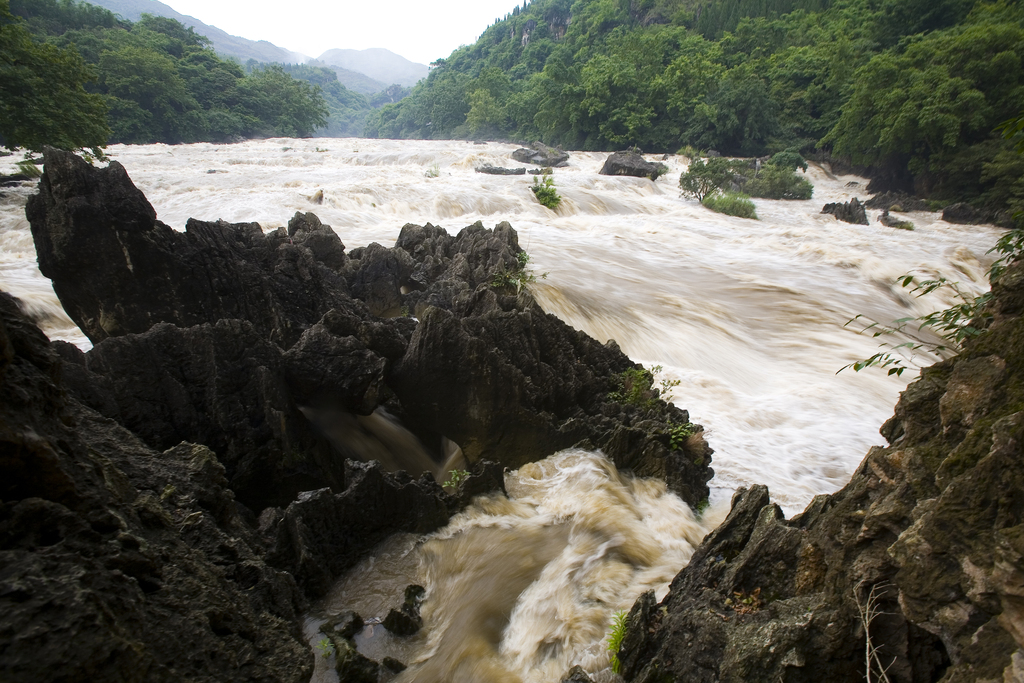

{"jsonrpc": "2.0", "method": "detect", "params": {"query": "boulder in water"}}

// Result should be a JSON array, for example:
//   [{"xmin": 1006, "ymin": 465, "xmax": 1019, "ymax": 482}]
[
  {"xmin": 821, "ymin": 197, "xmax": 868, "ymax": 225},
  {"xmin": 511, "ymin": 142, "xmax": 569, "ymax": 167},
  {"xmin": 475, "ymin": 165, "xmax": 526, "ymax": 175},
  {"xmin": 599, "ymin": 150, "xmax": 669, "ymax": 180}
]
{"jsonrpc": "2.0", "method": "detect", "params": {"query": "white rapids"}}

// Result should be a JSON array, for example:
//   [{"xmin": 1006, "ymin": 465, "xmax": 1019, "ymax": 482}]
[
  {"xmin": 0, "ymin": 138, "xmax": 1001, "ymax": 513},
  {"xmin": 1, "ymin": 138, "xmax": 1003, "ymax": 682}
]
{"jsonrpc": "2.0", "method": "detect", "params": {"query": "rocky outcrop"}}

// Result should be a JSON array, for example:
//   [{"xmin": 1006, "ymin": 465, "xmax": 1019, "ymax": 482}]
[
  {"xmin": 599, "ymin": 150, "xmax": 669, "ymax": 180},
  {"xmin": 0, "ymin": 293, "xmax": 312, "ymax": 683},
  {"xmin": 512, "ymin": 142, "xmax": 570, "ymax": 167},
  {"xmin": 475, "ymin": 165, "xmax": 526, "ymax": 175},
  {"xmin": 822, "ymin": 197, "xmax": 869, "ymax": 225},
  {"xmin": 621, "ymin": 259, "xmax": 1024, "ymax": 683},
  {"xmin": 942, "ymin": 202, "xmax": 984, "ymax": 224},
  {"xmin": 27, "ymin": 149, "xmax": 714, "ymax": 509},
  {"xmin": 865, "ymin": 191, "xmax": 931, "ymax": 212}
]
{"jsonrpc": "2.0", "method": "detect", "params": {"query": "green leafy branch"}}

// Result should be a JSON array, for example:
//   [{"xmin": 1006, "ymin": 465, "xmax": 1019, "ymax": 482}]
[
  {"xmin": 443, "ymin": 469, "xmax": 470, "ymax": 488},
  {"xmin": 841, "ymin": 228, "xmax": 1022, "ymax": 376},
  {"xmin": 607, "ymin": 610, "xmax": 629, "ymax": 674}
]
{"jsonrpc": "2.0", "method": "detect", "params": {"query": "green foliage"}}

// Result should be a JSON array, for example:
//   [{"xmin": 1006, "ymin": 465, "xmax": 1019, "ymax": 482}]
[
  {"xmin": 702, "ymin": 191, "xmax": 758, "ymax": 219},
  {"xmin": 443, "ymin": 469, "xmax": 470, "ymax": 488},
  {"xmin": 679, "ymin": 157, "xmax": 737, "ymax": 201},
  {"xmin": 278, "ymin": 62, "xmax": 372, "ymax": 137},
  {"xmin": 609, "ymin": 365, "xmax": 672, "ymax": 408},
  {"xmin": 669, "ymin": 422, "xmax": 698, "ymax": 450},
  {"xmin": 530, "ymin": 172, "xmax": 562, "ymax": 209},
  {"xmin": 316, "ymin": 637, "xmax": 335, "ymax": 658},
  {"xmin": 14, "ymin": 159, "xmax": 41, "ymax": 177},
  {"xmin": 0, "ymin": 0, "xmax": 109, "ymax": 155},
  {"xmin": 6, "ymin": 1, "xmax": 327, "ymax": 147},
  {"xmin": 744, "ymin": 164, "xmax": 813, "ymax": 199},
  {"xmin": 607, "ymin": 610, "xmax": 629, "ymax": 674},
  {"xmin": 490, "ymin": 251, "xmax": 547, "ymax": 293},
  {"xmin": 840, "ymin": 225, "xmax": 1024, "ymax": 376},
  {"xmin": 425, "ymin": 163, "xmax": 440, "ymax": 178},
  {"xmin": 768, "ymin": 148, "xmax": 807, "ymax": 171}
]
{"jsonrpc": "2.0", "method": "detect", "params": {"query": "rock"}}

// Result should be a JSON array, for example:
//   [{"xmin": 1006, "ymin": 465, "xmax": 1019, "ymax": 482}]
[
  {"xmin": 821, "ymin": 197, "xmax": 869, "ymax": 225},
  {"xmin": 942, "ymin": 202, "xmax": 983, "ymax": 224},
  {"xmin": 0, "ymin": 173, "xmax": 33, "ymax": 187},
  {"xmin": 26, "ymin": 147, "xmax": 354, "ymax": 348},
  {"xmin": 865, "ymin": 191, "xmax": 930, "ymax": 212},
  {"xmin": 323, "ymin": 611, "xmax": 364, "ymax": 640},
  {"xmin": 382, "ymin": 584, "xmax": 426, "ymax": 635},
  {"xmin": 511, "ymin": 142, "xmax": 569, "ymax": 167},
  {"xmin": 0, "ymin": 292, "xmax": 312, "ymax": 683},
  {"xmin": 599, "ymin": 150, "xmax": 669, "ymax": 180},
  {"xmin": 382, "ymin": 656, "xmax": 407, "ymax": 673},
  {"xmin": 623, "ymin": 259, "xmax": 1024, "ymax": 683},
  {"xmin": 330, "ymin": 638, "xmax": 379, "ymax": 683},
  {"xmin": 260, "ymin": 460, "xmax": 454, "ymax": 598},
  {"xmin": 879, "ymin": 209, "xmax": 915, "ymax": 230},
  {"xmin": 561, "ymin": 664, "xmax": 594, "ymax": 682},
  {"xmin": 475, "ymin": 165, "xmax": 526, "ymax": 175}
]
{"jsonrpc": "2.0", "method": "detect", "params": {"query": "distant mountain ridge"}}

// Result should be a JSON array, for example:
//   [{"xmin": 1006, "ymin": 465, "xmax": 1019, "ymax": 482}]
[
  {"xmin": 317, "ymin": 48, "xmax": 428, "ymax": 88},
  {"xmin": 85, "ymin": 0, "xmax": 428, "ymax": 91},
  {"xmin": 84, "ymin": 0, "xmax": 310, "ymax": 64}
]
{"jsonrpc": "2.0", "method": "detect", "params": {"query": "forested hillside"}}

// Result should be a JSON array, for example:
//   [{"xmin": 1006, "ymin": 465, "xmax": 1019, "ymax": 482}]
[
  {"xmin": 1, "ymin": 0, "xmax": 326, "ymax": 150},
  {"xmin": 367, "ymin": 0, "xmax": 1024, "ymax": 213}
]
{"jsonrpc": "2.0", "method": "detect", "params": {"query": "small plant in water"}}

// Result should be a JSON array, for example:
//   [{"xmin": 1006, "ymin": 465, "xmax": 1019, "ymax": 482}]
[
  {"xmin": 443, "ymin": 469, "xmax": 470, "ymax": 488},
  {"xmin": 15, "ymin": 160, "xmax": 41, "ymax": 178},
  {"xmin": 316, "ymin": 637, "xmax": 335, "ymax": 658},
  {"xmin": 425, "ymin": 163, "xmax": 440, "ymax": 178},
  {"xmin": 607, "ymin": 610, "xmax": 629, "ymax": 674},
  {"xmin": 530, "ymin": 172, "xmax": 561, "ymax": 210}
]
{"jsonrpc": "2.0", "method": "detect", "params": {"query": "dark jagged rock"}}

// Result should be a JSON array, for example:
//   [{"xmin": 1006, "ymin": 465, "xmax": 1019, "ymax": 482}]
[
  {"xmin": 623, "ymin": 259, "xmax": 1024, "ymax": 683},
  {"xmin": 55, "ymin": 319, "xmax": 353, "ymax": 511},
  {"xmin": 382, "ymin": 584, "xmax": 426, "ymax": 635},
  {"xmin": 942, "ymin": 202, "xmax": 984, "ymax": 224},
  {"xmin": 475, "ymin": 165, "xmax": 526, "ymax": 175},
  {"xmin": 260, "ymin": 459, "xmax": 453, "ymax": 599},
  {"xmin": 28, "ymin": 151, "xmax": 713, "ymax": 511},
  {"xmin": 561, "ymin": 664, "xmax": 595, "ymax": 682},
  {"xmin": 0, "ymin": 293, "xmax": 312, "ymax": 683},
  {"xmin": 26, "ymin": 148, "xmax": 354, "ymax": 348},
  {"xmin": 512, "ymin": 142, "xmax": 569, "ymax": 167},
  {"xmin": 382, "ymin": 656, "xmax": 407, "ymax": 673},
  {"xmin": 865, "ymin": 191, "xmax": 930, "ymax": 212},
  {"xmin": 599, "ymin": 150, "xmax": 669, "ymax": 180},
  {"xmin": 821, "ymin": 197, "xmax": 869, "ymax": 225}
]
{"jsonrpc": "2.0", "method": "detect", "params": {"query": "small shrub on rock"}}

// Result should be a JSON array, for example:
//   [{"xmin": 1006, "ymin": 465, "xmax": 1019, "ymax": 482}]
[{"xmin": 702, "ymin": 192, "xmax": 758, "ymax": 219}]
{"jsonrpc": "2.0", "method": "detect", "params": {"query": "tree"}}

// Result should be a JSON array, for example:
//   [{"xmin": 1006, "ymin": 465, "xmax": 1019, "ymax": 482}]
[
  {"xmin": 0, "ymin": 0, "xmax": 108, "ymax": 155},
  {"xmin": 679, "ymin": 157, "xmax": 736, "ymax": 201}
]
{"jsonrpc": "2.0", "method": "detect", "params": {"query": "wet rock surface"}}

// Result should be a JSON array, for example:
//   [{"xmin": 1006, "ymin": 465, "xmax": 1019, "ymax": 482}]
[
  {"xmin": 475, "ymin": 165, "xmax": 526, "ymax": 175},
  {"xmin": 822, "ymin": 197, "xmax": 869, "ymax": 224},
  {"xmin": 621, "ymin": 259, "xmax": 1024, "ymax": 683},
  {"xmin": 0, "ymin": 293, "xmax": 311, "ymax": 683},
  {"xmin": 599, "ymin": 150, "xmax": 669, "ymax": 180},
  {"xmin": 511, "ymin": 141, "xmax": 570, "ymax": 167}
]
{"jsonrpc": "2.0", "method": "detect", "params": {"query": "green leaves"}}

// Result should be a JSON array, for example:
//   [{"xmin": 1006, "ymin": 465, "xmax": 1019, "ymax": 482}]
[{"xmin": 0, "ymin": 0, "xmax": 109, "ymax": 154}]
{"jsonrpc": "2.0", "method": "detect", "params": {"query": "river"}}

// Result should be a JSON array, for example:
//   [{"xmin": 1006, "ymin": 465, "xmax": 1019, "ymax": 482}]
[{"xmin": 0, "ymin": 138, "xmax": 1003, "ymax": 681}]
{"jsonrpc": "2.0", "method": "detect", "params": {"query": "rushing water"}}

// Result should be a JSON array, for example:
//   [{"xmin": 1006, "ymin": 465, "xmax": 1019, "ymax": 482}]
[{"xmin": 0, "ymin": 139, "xmax": 1004, "ymax": 680}]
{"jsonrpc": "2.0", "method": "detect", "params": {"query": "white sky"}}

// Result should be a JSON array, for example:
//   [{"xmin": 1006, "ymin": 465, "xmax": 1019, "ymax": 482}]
[{"xmin": 163, "ymin": 0, "xmax": 524, "ymax": 65}]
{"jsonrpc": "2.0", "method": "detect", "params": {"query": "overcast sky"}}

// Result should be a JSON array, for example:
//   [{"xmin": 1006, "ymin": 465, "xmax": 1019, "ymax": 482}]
[{"xmin": 162, "ymin": 0, "xmax": 523, "ymax": 65}]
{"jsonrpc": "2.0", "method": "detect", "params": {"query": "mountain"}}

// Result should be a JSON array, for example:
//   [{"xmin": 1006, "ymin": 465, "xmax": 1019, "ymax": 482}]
[
  {"xmin": 304, "ymin": 60, "xmax": 389, "ymax": 95},
  {"xmin": 85, "ymin": 0, "xmax": 310, "ymax": 64},
  {"xmin": 317, "ymin": 48, "xmax": 428, "ymax": 88}
]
